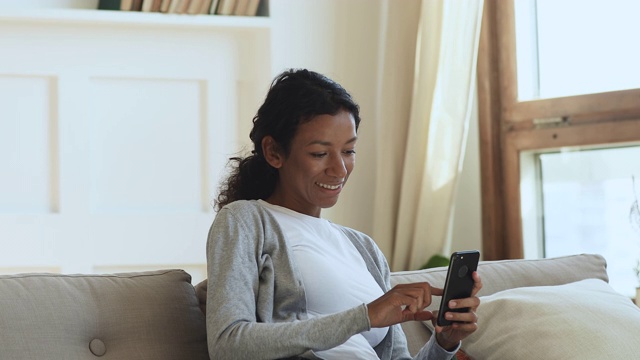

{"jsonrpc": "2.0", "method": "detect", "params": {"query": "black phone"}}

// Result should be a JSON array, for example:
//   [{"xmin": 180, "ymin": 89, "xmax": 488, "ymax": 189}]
[{"xmin": 436, "ymin": 250, "xmax": 480, "ymax": 327}]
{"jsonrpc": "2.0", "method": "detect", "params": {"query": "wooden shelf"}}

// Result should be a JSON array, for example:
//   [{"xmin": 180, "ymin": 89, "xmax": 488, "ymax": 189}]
[{"xmin": 0, "ymin": 8, "xmax": 270, "ymax": 31}]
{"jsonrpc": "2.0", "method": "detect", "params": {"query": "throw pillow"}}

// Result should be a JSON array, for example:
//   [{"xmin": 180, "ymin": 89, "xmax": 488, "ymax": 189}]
[{"xmin": 437, "ymin": 278, "xmax": 640, "ymax": 359}]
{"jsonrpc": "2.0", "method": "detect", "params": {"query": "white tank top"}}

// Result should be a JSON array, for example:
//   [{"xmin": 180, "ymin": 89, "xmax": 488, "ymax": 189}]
[{"xmin": 259, "ymin": 200, "xmax": 389, "ymax": 356}]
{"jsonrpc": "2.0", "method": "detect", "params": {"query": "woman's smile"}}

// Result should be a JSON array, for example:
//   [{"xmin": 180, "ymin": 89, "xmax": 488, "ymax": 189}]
[{"xmin": 315, "ymin": 181, "xmax": 343, "ymax": 190}]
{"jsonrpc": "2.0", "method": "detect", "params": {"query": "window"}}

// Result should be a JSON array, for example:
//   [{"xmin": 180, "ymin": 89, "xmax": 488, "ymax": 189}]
[
  {"xmin": 525, "ymin": 146, "xmax": 640, "ymax": 296},
  {"xmin": 515, "ymin": 0, "xmax": 640, "ymax": 100},
  {"xmin": 478, "ymin": 0, "xmax": 640, "ymax": 297}
]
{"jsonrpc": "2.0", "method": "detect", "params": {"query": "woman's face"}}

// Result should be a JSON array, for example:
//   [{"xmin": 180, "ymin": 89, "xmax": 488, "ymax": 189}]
[{"xmin": 264, "ymin": 110, "xmax": 357, "ymax": 217}]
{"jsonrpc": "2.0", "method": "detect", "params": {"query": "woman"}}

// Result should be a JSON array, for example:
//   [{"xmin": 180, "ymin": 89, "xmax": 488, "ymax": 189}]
[{"xmin": 206, "ymin": 69, "xmax": 481, "ymax": 360}]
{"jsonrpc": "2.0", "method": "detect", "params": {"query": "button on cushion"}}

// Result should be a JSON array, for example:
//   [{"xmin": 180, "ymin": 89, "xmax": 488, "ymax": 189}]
[{"xmin": 89, "ymin": 338, "xmax": 106, "ymax": 356}]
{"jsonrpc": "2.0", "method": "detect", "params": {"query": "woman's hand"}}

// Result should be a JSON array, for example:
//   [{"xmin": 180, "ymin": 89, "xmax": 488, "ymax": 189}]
[
  {"xmin": 432, "ymin": 271, "xmax": 482, "ymax": 350},
  {"xmin": 367, "ymin": 282, "xmax": 443, "ymax": 328}
]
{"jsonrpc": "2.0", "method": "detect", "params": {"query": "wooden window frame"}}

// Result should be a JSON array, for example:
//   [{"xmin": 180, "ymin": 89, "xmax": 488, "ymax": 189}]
[{"xmin": 477, "ymin": 0, "xmax": 640, "ymax": 260}]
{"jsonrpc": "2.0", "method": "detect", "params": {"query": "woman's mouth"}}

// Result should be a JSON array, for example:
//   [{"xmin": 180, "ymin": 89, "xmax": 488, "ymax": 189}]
[{"xmin": 315, "ymin": 182, "xmax": 342, "ymax": 190}]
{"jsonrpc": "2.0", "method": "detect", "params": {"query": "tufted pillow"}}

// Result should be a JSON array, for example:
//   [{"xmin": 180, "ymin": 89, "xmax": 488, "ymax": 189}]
[
  {"xmin": 458, "ymin": 278, "xmax": 640, "ymax": 359},
  {"xmin": 0, "ymin": 270, "xmax": 209, "ymax": 359},
  {"xmin": 391, "ymin": 254, "xmax": 609, "ymax": 357}
]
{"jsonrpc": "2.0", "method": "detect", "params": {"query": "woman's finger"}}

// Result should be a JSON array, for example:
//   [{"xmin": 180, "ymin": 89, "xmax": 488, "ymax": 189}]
[
  {"xmin": 448, "ymin": 295, "xmax": 480, "ymax": 311},
  {"xmin": 368, "ymin": 282, "xmax": 437, "ymax": 327},
  {"xmin": 470, "ymin": 271, "xmax": 483, "ymax": 296},
  {"xmin": 391, "ymin": 283, "xmax": 434, "ymax": 310},
  {"xmin": 443, "ymin": 308, "xmax": 478, "ymax": 324}
]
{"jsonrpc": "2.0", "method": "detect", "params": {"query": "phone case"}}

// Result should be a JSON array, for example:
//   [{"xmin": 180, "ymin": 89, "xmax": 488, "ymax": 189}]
[{"xmin": 436, "ymin": 250, "xmax": 480, "ymax": 327}]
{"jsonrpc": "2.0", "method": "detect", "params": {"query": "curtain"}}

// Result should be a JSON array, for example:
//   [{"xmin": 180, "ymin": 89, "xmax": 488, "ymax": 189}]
[{"xmin": 373, "ymin": 0, "xmax": 484, "ymax": 271}]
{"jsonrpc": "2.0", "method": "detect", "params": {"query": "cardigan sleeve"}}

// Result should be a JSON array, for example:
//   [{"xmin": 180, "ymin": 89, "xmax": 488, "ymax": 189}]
[{"xmin": 205, "ymin": 203, "xmax": 371, "ymax": 360}]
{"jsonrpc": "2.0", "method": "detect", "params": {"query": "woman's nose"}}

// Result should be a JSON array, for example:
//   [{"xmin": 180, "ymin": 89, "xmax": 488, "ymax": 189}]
[{"xmin": 327, "ymin": 154, "xmax": 348, "ymax": 178}]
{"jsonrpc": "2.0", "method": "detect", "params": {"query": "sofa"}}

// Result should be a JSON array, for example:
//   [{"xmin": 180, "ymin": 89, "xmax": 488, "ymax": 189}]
[{"xmin": 1, "ymin": 254, "xmax": 639, "ymax": 359}]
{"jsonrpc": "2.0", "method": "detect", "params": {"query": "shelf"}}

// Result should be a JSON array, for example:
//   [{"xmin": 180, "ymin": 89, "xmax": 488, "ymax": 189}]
[{"xmin": 0, "ymin": 8, "xmax": 270, "ymax": 31}]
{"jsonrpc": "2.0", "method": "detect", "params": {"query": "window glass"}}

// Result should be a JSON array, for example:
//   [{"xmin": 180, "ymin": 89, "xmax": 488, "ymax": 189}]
[
  {"xmin": 539, "ymin": 146, "xmax": 640, "ymax": 297},
  {"xmin": 515, "ymin": 0, "xmax": 640, "ymax": 100}
]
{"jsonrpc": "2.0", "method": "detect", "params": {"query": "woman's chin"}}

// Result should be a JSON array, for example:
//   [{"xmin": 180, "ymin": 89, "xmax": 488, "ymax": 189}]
[{"xmin": 318, "ymin": 197, "xmax": 341, "ymax": 209}]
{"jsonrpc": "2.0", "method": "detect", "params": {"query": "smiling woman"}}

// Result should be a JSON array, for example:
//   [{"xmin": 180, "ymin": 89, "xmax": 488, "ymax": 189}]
[{"xmin": 203, "ymin": 69, "xmax": 483, "ymax": 360}]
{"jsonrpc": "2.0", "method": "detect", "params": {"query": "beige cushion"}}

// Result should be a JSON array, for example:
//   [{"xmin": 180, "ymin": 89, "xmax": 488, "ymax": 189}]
[
  {"xmin": 390, "ymin": 254, "xmax": 608, "ymax": 356},
  {"xmin": 391, "ymin": 253, "xmax": 608, "ymax": 311},
  {"xmin": 461, "ymin": 278, "xmax": 640, "ymax": 359},
  {"xmin": 0, "ymin": 270, "xmax": 209, "ymax": 360}
]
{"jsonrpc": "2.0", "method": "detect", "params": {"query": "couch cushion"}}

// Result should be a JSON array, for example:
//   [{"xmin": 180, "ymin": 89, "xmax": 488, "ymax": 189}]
[
  {"xmin": 0, "ymin": 270, "xmax": 209, "ymax": 360},
  {"xmin": 391, "ymin": 253, "xmax": 608, "ymax": 356},
  {"xmin": 461, "ymin": 278, "xmax": 640, "ymax": 359},
  {"xmin": 391, "ymin": 253, "xmax": 608, "ymax": 310}
]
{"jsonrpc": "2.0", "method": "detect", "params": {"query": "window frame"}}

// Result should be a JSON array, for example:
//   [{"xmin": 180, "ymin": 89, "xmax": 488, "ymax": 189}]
[{"xmin": 477, "ymin": 0, "xmax": 640, "ymax": 260}]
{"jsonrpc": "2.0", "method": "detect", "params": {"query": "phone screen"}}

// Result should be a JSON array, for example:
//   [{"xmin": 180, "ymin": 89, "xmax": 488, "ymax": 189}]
[{"xmin": 436, "ymin": 250, "xmax": 480, "ymax": 327}]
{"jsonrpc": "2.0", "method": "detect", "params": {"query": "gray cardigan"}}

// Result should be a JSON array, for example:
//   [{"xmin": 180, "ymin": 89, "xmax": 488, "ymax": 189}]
[{"xmin": 206, "ymin": 200, "xmax": 455, "ymax": 360}]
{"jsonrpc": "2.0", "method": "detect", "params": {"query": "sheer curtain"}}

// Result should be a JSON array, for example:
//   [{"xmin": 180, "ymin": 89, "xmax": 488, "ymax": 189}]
[{"xmin": 372, "ymin": 0, "xmax": 484, "ymax": 271}]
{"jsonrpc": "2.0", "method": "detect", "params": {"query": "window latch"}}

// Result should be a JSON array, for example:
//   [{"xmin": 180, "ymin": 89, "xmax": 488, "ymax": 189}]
[{"xmin": 532, "ymin": 116, "xmax": 570, "ymax": 129}]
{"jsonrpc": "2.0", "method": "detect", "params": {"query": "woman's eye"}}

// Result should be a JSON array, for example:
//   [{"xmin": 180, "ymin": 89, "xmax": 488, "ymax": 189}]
[
  {"xmin": 344, "ymin": 150, "xmax": 356, "ymax": 155},
  {"xmin": 311, "ymin": 153, "xmax": 327, "ymax": 158}
]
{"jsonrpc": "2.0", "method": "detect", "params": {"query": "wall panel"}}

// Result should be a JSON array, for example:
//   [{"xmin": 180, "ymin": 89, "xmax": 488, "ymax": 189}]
[
  {"xmin": 0, "ymin": 75, "xmax": 58, "ymax": 213},
  {"xmin": 89, "ymin": 77, "xmax": 205, "ymax": 213}
]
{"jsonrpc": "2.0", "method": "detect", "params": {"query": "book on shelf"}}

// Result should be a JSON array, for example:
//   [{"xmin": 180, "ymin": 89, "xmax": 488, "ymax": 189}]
[
  {"xmin": 244, "ymin": 0, "xmax": 260, "ymax": 16},
  {"xmin": 167, "ymin": 0, "xmax": 180, "ymax": 13},
  {"xmin": 131, "ymin": 0, "xmax": 144, "ymax": 11},
  {"xmin": 199, "ymin": 0, "xmax": 214, "ymax": 14},
  {"xmin": 168, "ymin": 0, "xmax": 191, "ymax": 13},
  {"xmin": 187, "ymin": 0, "xmax": 203, "ymax": 14},
  {"xmin": 142, "ymin": 0, "xmax": 163, "ymax": 12},
  {"xmin": 231, "ymin": 0, "xmax": 261, "ymax": 16},
  {"xmin": 99, "ymin": 0, "xmax": 262, "ymax": 15},
  {"xmin": 98, "ymin": 0, "xmax": 133, "ymax": 10},
  {"xmin": 233, "ymin": 0, "xmax": 249, "ymax": 15},
  {"xmin": 160, "ymin": 0, "xmax": 172, "ymax": 13},
  {"xmin": 208, "ymin": 0, "xmax": 220, "ymax": 14},
  {"xmin": 141, "ymin": 0, "xmax": 152, "ymax": 11},
  {"xmin": 215, "ymin": 0, "xmax": 236, "ymax": 15},
  {"xmin": 178, "ymin": 0, "xmax": 192, "ymax": 13}
]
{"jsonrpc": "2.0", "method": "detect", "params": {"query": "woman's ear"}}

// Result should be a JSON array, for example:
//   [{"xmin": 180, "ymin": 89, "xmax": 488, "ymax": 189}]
[{"xmin": 262, "ymin": 136, "xmax": 284, "ymax": 169}]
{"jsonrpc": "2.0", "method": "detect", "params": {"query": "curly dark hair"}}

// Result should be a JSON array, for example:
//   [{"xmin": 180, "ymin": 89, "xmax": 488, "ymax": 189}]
[{"xmin": 214, "ymin": 69, "xmax": 361, "ymax": 211}]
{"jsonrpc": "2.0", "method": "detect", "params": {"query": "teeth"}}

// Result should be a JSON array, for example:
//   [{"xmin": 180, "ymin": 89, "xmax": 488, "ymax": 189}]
[{"xmin": 317, "ymin": 182, "xmax": 341, "ymax": 190}]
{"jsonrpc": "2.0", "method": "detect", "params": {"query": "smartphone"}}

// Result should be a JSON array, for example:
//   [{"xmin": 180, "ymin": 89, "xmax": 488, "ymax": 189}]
[{"xmin": 436, "ymin": 250, "xmax": 480, "ymax": 327}]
